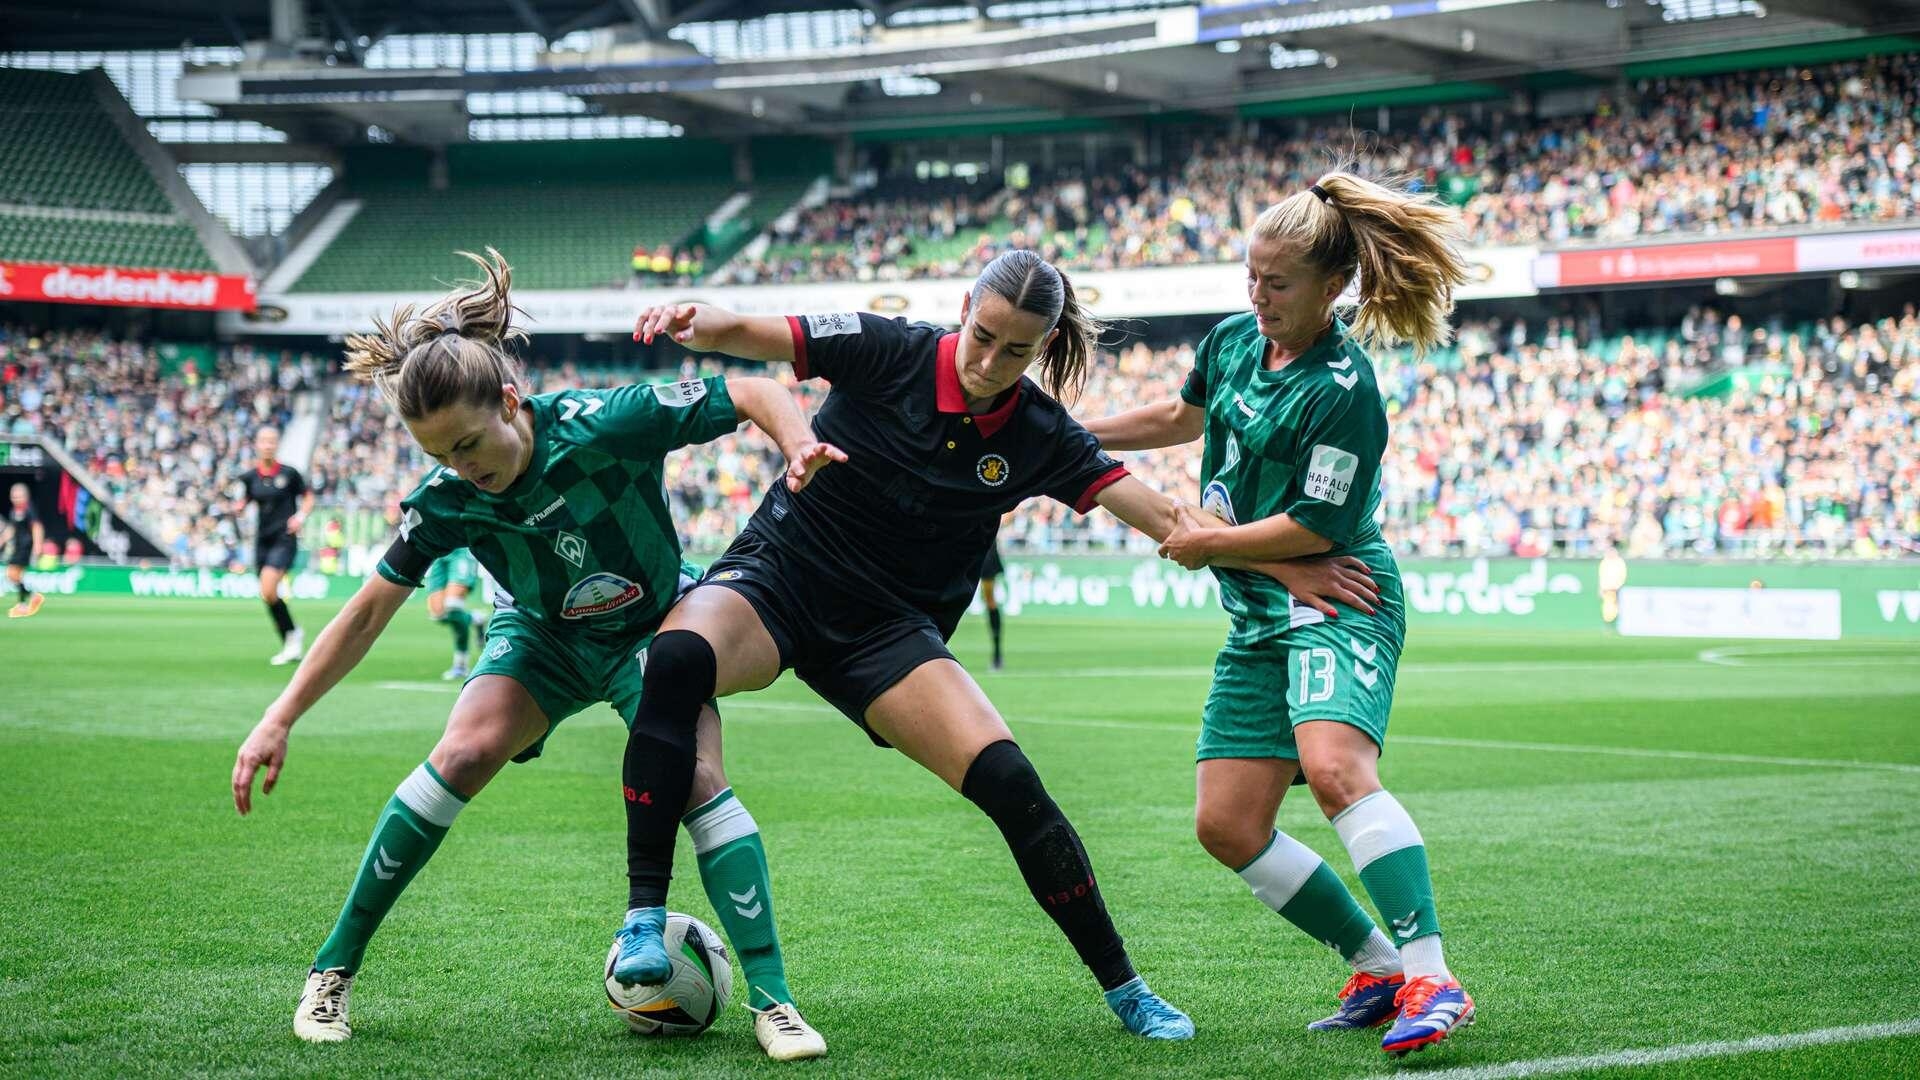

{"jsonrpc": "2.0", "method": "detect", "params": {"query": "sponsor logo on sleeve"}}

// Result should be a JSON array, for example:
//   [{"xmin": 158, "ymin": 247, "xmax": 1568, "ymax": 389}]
[
  {"xmin": 651, "ymin": 380, "xmax": 709, "ymax": 407},
  {"xmin": 1303, "ymin": 444, "xmax": 1358, "ymax": 506},
  {"xmin": 804, "ymin": 312, "xmax": 862, "ymax": 337}
]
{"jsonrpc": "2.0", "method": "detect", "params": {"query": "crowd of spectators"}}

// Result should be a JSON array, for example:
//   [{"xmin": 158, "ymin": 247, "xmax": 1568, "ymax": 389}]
[{"xmin": 732, "ymin": 54, "xmax": 1920, "ymax": 283}]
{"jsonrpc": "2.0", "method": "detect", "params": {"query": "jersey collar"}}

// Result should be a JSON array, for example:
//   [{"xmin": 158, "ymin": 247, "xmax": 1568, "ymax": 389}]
[
  {"xmin": 256, "ymin": 461, "xmax": 281, "ymax": 477},
  {"xmin": 935, "ymin": 332, "xmax": 1023, "ymax": 438}
]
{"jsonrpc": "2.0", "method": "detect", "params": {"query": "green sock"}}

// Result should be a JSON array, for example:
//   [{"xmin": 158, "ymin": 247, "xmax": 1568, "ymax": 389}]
[
  {"xmin": 1334, "ymin": 791, "xmax": 1446, "ymax": 976},
  {"xmin": 313, "ymin": 762, "xmax": 468, "ymax": 974},
  {"xmin": 443, "ymin": 607, "xmax": 471, "ymax": 652},
  {"xmin": 1236, "ymin": 830, "xmax": 1382, "ymax": 963},
  {"xmin": 684, "ymin": 789, "xmax": 792, "ymax": 1008}
]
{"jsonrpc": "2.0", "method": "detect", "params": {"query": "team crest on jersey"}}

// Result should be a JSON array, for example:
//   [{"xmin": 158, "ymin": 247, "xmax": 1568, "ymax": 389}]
[
  {"xmin": 274, "ymin": 475, "xmax": 288, "ymax": 489},
  {"xmin": 560, "ymin": 572, "xmax": 645, "ymax": 620},
  {"xmin": 1201, "ymin": 480, "xmax": 1238, "ymax": 525},
  {"xmin": 486, "ymin": 637, "xmax": 513, "ymax": 660},
  {"xmin": 554, "ymin": 530, "xmax": 587, "ymax": 567},
  {"xmin": 1221, "ymin": 431, "xmax": 1241, "ymax": 473},
  {"xmin": 1304, "ymin": 444, "xmax": 1358, "ymax": 506},
  {"xmin": 976, "ymin": 454, "xmax": 1011, "ymax": 487}
]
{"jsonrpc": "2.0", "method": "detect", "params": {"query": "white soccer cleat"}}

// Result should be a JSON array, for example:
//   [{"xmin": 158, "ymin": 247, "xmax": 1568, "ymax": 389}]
[
  {"xmin": 749, "ymin": 999, "xmax": 827, "ymax": 1061},
  {"xmin": 271, "ymin": 629, "xmax": 305, "ymax": 666},
  {"xmin": 294, "ymin": 968, "xmax": 353, "ymax": 1043}
]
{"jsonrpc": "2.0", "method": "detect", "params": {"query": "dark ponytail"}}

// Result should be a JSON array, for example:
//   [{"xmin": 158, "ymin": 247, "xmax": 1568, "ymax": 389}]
[{"xmin": 969, "ymin": 249, "xmax": 1105, "ymax": 402}]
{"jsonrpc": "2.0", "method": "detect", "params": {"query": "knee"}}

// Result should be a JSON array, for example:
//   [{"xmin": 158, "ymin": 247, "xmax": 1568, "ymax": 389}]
[
  {"xmin": 1194, "ymin": 807, "xmax": 1267, "ymax": 869},
  {"xmin": 961, "ymin": 739, "xmax": 1049, "ymax": 822},
  {"xmin": 1304, "ymin": 758, "xmax": 1380, "ymax": 820},
  {"xmin": 642, "ymin": 630, "xmax": 717, "ymax": 706},
  {"xmin": 429, "ymin": 731, "xmax": 515, "ymax": 794}
]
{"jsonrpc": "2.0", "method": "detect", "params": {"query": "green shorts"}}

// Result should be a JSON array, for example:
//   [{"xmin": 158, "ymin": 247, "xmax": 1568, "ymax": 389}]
[
  {"xmin": 1197, "ymin": 618, "xmax": 1402, "ymax": 767},
  {"xmin": 469, "ymin": 605, "xmax": 669, "ymax": 763},
  {"xmin": 424, "ymin": 551, "xmax": 481, "ymax": 594}
]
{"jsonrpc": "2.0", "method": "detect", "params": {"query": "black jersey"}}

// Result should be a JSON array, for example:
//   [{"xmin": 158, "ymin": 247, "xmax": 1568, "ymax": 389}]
[
  {"xmin": 238, "ymin": 463, "xmax": 308, "ymax": 539},
  {"xmin": 742, "ymin": 312, "xmax": 1125, "ymax": 631},
  {"xmin": 5, "ymin": 502, "xmax": 37, "ymax": 561}
]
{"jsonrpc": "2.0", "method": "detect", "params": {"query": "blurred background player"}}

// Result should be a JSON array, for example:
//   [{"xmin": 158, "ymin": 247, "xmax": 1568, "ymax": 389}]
[
  {"xmin": 424, "ymin": 548, "xmax": 487, "ymax": 679},
  {"xmin": 1599, "ymin": 546, "xmax": 1629, "ymax": 628},
  {"xmin": 5, "ymin": 483, "xmax": 44, "ymax": 618},
  {"xmin": 233, "ymin": 426, "xmax": 314, "ymax": 665},
  {"xmin": 977, "ymin": 518, "xmax": 1008, "ymax": 670}
]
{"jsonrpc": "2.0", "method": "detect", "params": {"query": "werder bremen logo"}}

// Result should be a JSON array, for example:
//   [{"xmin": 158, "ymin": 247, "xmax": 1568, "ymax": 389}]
[
  {"xmin": 554, "ymin": 530, "xmax": 587, "ymax": 568},
  {"xmin": 1304, "ymin": 444, "xmax": 1358, "ymax": 506}
]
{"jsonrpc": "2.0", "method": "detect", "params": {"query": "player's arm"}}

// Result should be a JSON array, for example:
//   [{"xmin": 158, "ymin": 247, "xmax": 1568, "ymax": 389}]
[
  {"xmin": 634, "ymin": 303, "xmax": 795, "ymax": 364},
  {"xmin": 232, "ymin": 574, "xmax": 412, "ymax": 814},
  {"xmin": 289, "ymin": 489, "xmax": 315, "ymax": 536},
  {"xmin": 1082, "ymin": 396, "xmax": 1205, "ymax": 451},
  {"xmin": 30, "ymin": 517, "xmax": 44, "ymax": 552},
  {"xmin": 724, "ymin": 375, "xmax": 848, "ymax": 492},
  {"xmin": 1095, "ymin": 477, "xmax": 1375, "ymax": 616},
  {"xmin": 1161, "ymin": 508, "xmax": 1335, "ymax": 566}
]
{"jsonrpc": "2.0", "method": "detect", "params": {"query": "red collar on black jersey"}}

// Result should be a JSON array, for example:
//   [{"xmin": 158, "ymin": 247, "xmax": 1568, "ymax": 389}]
[
  {"xmin": 256, "ymin": 462, "xmax": 281, "ymax": 477},
  {"xmin": 934, "ymin": 333, "xmax": 1022, "ymax": 438}
]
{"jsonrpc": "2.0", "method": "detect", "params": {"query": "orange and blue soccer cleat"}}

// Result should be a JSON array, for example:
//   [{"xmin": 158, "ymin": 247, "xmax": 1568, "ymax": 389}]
[
  {"xmin": 8, "ymin": 593, "xmax": 42, "ymax": 618},
  {"xmin": 1380, "ymin": 975, "xmax": 1474, "ymax": 1056},
  {"xmin": 1307, "ymin": 971, "xmax": 1405, "ymax": 1031}
]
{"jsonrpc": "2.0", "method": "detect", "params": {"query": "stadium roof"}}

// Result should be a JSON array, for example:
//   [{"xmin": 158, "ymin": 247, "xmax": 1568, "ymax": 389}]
[{"xmin": 14, "ymin": 0, "xmax": 1920, "ymax": 142}]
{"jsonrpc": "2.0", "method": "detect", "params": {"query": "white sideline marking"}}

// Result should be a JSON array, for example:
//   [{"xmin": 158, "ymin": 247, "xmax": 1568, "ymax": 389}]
[
  {"xmin": 1370, "ymin": 1017, "xmax": 1920, "ymax": 1080},
  {"xmin": 1697, "ymin": 644, "xmax": 1916, "ymax": 668}
]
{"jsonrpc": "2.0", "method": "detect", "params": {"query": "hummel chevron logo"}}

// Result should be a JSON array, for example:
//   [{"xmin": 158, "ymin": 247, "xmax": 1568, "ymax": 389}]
[
  {"xmin": 1391, "ymin": 912, "xmax": 1420, "ymax": 937},
  {"xmin": 373, "ymin": 846, "xmax": 403, "ymax": 881},
  {"xmin": 1327, "ymin": 357, "xmax": 1354, "ymax": 371},
  {"xmin": 1347, "ymin": 637, "xmax": 1378, "ymax": 663},
  {"xmin": 1332, "ymin": 371, "xmax": 1359, "ymax": 390},
  {"xmin": 729, "ymin": 886, "xmax": 763, "ymax": 920},
  {"xmin": 558, "ymin": 397, "xmax": 604, "ymax": 421}
]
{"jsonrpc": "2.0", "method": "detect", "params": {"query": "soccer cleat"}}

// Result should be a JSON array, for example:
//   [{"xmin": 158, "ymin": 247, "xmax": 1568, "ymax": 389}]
[
  {"xmin": 1380, "ymin": 975, "xmax": 1474, "ymax": 1056},
  {"xmin": 1103, "ymin": 976, "xmax": 1196, "ymax": 1040},
  {"xmin": 441, "ymin": 662, "xmax": 468, "ymax": 681},
  {"xmin": 1308, "ymin": 971, "xmax": 1405, "ymax": 1031},
  {"xmin": 748, "ymin": 998, "xmax": 828, "ymax": 1061},
  {"xmin": 293, "ymin": 968, "xmax": 354, "ymax": 1043},
  {"xmin": 8, "ymin": 593, "xmax": 42, "ymax": 618},
  {"xmin": 610, "ymin": 906, "xmax": 670, "ymax": 985},
  {"xmin": 271, "ymin": 629, "xmax": 305, "ymax": 667}
]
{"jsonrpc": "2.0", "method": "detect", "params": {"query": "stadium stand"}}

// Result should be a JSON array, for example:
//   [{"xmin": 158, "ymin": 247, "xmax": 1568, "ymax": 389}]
[{"xmin": 0, "ymin": 69, "xmax": 217, "ymax": 272}]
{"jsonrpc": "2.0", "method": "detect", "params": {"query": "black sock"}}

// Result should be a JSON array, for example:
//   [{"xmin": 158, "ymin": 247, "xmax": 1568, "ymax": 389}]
[
  {"xmin": 962, "ymin": 739, "xmax": 1135, "ymax": 990},
  {"xmin": 623, "ymin": 630, "xmax": 711, "ymax": 909},
  {"xmin": 15, "ymin": 581, "xmax": 27, "ymax": 603},
  {"xmin": 987, "ymin": 608, "xmax": 1004, "ymax": 663},
  {"xmin": 266, "ymin": 598, "xmax": 296, "ymax": 639}
]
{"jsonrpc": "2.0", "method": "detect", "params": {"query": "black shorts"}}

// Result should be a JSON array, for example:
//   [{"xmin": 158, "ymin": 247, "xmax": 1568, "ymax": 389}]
[
  {"xmin": 702, "ymin": 529, "xmax": 954, "ymax": 747},
  {"xmin": 6, "ymin": 545, "xmax": 28, "ymax": 571},
  {"xmin": 255, "ymin": 532, "xmax": 298, "ymax": 572},
  {"xmin": 979, "ymin": 544, "xmax": 1004, "ymax": 580}
]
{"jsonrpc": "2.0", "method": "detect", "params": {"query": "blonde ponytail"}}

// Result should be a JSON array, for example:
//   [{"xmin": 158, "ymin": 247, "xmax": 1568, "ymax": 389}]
[{"xmin": 342, "ymin": 247, "xmax": 529, "ymax": 418}]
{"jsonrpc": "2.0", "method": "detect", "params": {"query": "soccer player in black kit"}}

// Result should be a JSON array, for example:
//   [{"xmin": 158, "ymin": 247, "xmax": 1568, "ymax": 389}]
[
  {"xmin": 5, "ymin": 483, "xmax": 44, "ymax": 618},
  {"xmin": 233, "ymin": 426, "xmax": 315, "ymax": 665},
  {"xmin": 629, "ymin": 250, "xmax": 1377, "ymax": 1041}
]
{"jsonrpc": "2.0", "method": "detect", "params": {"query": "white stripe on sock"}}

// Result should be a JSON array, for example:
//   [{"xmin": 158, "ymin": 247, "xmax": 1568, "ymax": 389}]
[
  {"xmin": 395, "ymin": 764, "xmax": 466, "ymax": 828},
  {"xmin": 1331, "ymin": 790, "xmax": 1423, "ymax": 871},
  {"xmin": 1238, "ymin": 830, "xmax": 1324, "ymax": 911},
  {"xmin": 683, "ymin": 793, "xmax": 757, "ymax": 854}
]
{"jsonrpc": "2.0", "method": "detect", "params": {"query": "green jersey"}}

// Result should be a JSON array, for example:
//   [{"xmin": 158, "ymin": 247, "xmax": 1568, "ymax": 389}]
[
  {"xmin": 376, "ymin": 377, "xmax": 738, "ymax": 641},
  {"xmin": 1180, "ymin": 313, "xmax": 1404, "ymax": 646}
]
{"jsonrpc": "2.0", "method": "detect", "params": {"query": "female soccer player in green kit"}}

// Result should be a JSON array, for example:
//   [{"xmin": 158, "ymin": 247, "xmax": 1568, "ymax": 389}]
[
  {"xmin": 1086, "ymin": 173, "xmax": 1475, "ymax": 1057},
  {"xmin": 230, "ymin": 251, "xmax": 840, "ymax": 1060}
]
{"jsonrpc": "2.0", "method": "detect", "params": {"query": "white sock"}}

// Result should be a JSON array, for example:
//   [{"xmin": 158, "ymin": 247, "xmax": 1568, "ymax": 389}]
[
  {"xmin": 1400, "ymin": 935, "xmax": 1449, "ymax": 982},
  {"xmin": 1350, "ymin": 929, "xmax": 1402, "ymax": 978}
]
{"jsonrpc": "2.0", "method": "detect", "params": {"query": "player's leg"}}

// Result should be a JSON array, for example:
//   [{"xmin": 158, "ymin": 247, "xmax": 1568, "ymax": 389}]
[
  {"xmin": 439, "ymin": 583, "xmax": 474, "ymax": 679},
  {"xmin": 260, "ymin": 543, "xmax": 302, "ymax": 663},
  {"xmin": 608, "ymin": 586, "xmax": 783, "ymax": 985},
  {"xmin": 980, "ymin": 576, "xmax": 1003, "ymax": 670},
  {"xmin": 862, "ymin": 659, "xmax": 1194, "ymax": 1040},
  {"xmin": 1195, "ymin": 643, "xmax": 1402, "ymax": 1029},
  {"xmin": 1292, "ymin": 628, "xmax": 1470, "ymax": 1055},
  {"xmin": 297, "ymin": 674, "xmax": 551, "ymax": 1042},
  {"xmin": 6, "ymin": 562, "xmax": 35, "ymax": 616},
  {"xmin": 679, "ymin": 707, "xmax": 825, "ymax": 1060}
]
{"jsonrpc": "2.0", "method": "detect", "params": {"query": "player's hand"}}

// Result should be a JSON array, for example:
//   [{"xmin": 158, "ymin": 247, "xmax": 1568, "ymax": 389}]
[
  {"xmin": 633, "ymin": 303, "xmax": 712, "ymax": 349},
  {"xmin": 785, "ymin": 441, "xmax": 848, "ymax": 493},
  {"xmin": 1265, "ymin": 555, "xmax": 1379, "ymax": 618},
  {"xmin": 285, "ymin": 515, "xmax": 303, "ymax": 536},
  {"xmin": 1157, "ymin": 500, "xmax": 1219, "ymax": 570},
  {"xmin": 232, "ymin": 717, "xmax": 290, "ymax": 815}
]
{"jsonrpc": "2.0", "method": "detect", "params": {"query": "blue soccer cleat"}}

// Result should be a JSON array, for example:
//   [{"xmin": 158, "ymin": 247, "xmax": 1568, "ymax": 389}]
[
  {"xmin": 1380, "ymin": 975, "xmax": 1474, "ymax": 1056},
  {"xmin": 610, "ymin": 906, "xmax": 670, "ymax": 986},
  {"xmin": 1103, "ymin": 976, "xmax": 1196, "ymax": 1040},
  {"xmin": 1307, "ymin": 971, "xmax": 1405, "ymax": 1031}
]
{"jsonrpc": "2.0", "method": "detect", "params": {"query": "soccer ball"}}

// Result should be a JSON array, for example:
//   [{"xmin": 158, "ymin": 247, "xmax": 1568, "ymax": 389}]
[{"xmin": 603, "ymin": 912, "xmax": 733, "ymax": 1036}]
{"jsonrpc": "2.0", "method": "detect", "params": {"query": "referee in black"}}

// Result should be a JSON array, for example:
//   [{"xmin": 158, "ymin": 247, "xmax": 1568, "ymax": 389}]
[
  {"xmin": 6, "ymin": 482, "xmax": 44, "ymax": 618},
  {"xmin": 232, "ymin": 426, "xmax": 313, "ymax": 665}
]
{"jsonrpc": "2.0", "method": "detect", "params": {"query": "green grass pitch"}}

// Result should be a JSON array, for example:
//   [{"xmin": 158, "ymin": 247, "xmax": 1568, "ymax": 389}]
[{"xmin": 3, "ymin": 596, "xmax": 1918, "ymax": 1078}]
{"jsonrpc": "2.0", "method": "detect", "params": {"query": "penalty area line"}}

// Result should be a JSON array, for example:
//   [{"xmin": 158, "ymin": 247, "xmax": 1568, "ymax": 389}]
[{"xmin": 1363, "ymin": 1017, "xmax": 1920, "ymax": 1080}]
